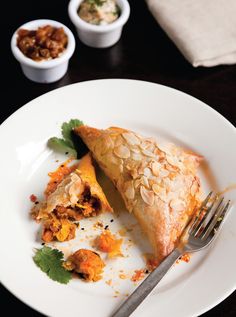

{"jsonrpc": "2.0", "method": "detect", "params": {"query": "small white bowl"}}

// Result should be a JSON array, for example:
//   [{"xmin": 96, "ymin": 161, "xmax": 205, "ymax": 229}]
[
  {"xmin": 68, "ymin": 0, "xmax": 130, "ymax": 48},
  {"xmin": 11, "ymin": 19, "xmax": 76, "ymax": 83}
]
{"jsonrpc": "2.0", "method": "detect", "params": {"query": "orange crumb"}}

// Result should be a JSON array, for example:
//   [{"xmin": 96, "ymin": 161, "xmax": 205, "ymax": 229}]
[
  {"xmin": 131, "ymin": 270, "xmax": 146, "ymax": 282},
  {"xmin": 119, "ymin": 274, "xmax": 127, "ymax": 280},
  {"xmin": 95, "ymin": 230, "xmax": 123, "ymax": 258},
  {"xmin": 176, "ymin": 253, "xmax": 191, "ymax": 264},
  {"xmin": 93, "ymin": 221, "xmax": 104, "ymax": 229},
  {"xmin": 45, "ymin": 158, "xmax": 78, "ymax": 197},
  {"xmin": 118, "ymin": 228, "xmax": 127, "ymax": 237},
  {"xmin": 106, "ymin": 279, "xmax": 112, "ymax": 286}
]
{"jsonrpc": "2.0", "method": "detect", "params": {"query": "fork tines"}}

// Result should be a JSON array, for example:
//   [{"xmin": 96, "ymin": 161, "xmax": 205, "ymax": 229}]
[{"xmin": 190, "ymin": 192, "xmax": 231, "ymax": 240}]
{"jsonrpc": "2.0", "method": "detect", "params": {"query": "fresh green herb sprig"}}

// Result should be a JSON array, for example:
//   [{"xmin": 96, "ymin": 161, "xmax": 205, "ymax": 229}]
[
  {"xmin": 33, "ymin": 246, "xmax": 72, "ymax": 284},
  {"xmin": 48, "ymin": 119, "xmax": 84, "ymax": 158}
]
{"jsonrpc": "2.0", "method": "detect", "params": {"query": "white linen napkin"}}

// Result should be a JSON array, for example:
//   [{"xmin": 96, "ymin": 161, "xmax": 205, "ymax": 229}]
[{"xmin": 146, "ymin": 0, "xmax": 236, "ymax": 67}]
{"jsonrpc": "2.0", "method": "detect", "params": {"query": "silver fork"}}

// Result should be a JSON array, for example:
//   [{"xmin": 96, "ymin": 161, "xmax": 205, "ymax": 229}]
[{"xmin": 112, "ymin": 192, "xmax": 231, "ymax": 317}]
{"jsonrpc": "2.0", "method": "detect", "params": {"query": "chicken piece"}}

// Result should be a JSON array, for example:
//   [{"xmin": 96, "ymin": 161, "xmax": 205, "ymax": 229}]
[{"xmin": 63, "ymin": 249, "xmax": 105, "ymax": 282}]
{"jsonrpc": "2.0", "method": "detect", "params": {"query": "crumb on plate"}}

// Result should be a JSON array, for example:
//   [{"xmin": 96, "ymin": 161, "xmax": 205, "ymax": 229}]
[{"xmin": 95, "ymin": 230, "xmax": 123, "ymax": 258}]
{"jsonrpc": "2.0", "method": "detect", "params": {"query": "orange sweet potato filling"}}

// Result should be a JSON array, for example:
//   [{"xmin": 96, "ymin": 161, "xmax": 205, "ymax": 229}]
[
  {"xmin": 63, "ymin": 249, "xmax": 105, "ymax": 282},
  {"xmin": 96, "ymin": 230, "xmax": 123, "ymax": 258},
  {"xmin": 42, "ymin": 215, "xmax": 76, "ymax": 242},
  {"xmin": 52, "ymin": 185, "xmax": 101, "ymax": 221}
]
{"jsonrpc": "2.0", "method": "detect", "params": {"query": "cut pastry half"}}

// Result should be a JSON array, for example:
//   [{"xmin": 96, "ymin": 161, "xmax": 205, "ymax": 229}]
[
  {"xmin": 75, "ymin": 125, "xmax": 202, "ymax": 264},
  {"xmin": 32, "ymin": 153, "xmax": 112, "ymax": 242}
]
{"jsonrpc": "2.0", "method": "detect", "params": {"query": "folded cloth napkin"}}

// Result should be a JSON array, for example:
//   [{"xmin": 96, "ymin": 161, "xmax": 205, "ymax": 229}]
[{"xmin": 146, "ymin": 0, "xmax": 236, "ymax": 67}]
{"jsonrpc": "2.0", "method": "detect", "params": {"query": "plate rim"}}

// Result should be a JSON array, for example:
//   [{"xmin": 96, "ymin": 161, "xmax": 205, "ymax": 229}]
[{"xmin": 0, "ymin": 78, "xmax": 235, "ymax": 317}]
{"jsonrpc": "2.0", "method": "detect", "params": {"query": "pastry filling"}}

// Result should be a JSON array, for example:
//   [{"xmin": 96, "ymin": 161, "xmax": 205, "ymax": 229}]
[
  {"xmin": 40, "ymin": 185, "xmax": 102, "ymax": 242},
  {"xmin": 63, "ymin": 249, "xmax": 105, "ymax": 282},
  {"xmin": 31, "ymin": 154, "xmax": 112, "ymax": 243},
  {"xmin": 53, "ymin": 185, "xmax": 102, "ymax": 221},
  {"xmin": 42, "ymin": 215, "xmax": 76, "ymax": 242}
]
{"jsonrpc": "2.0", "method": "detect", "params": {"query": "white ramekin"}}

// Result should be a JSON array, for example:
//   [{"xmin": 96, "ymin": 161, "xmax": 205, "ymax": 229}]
[
  {"xmin": 11, "ymin": 19, "xmax": 76, "ymax": 83},
  {"xmin": 68, "ymin": 0, "xmax": 130, "ymax": 48}
]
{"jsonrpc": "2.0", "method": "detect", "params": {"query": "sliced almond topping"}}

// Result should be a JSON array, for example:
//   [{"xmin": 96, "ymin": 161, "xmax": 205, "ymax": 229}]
[
  {"xmin": 166, "ymin": 155, "xmax": 180, "ymax": 167},
  {"xmin": 141, "ymin": 176, "xmax": 150, "ymax": 188},
  {"xmin": 124, "ymin": 181, "xmax": 135, "ymax": 200},
  {"xmin": 140, "ymin": 186, "xmax": 154, "ymax": 206},
  {"xmin": 137, "ymin": 161, "xmax": 148, "ymax": 175},
  {"xmin": 143, "ymin": 167, "xmax": 152, "ymax": 178},
  {"xmin": 100, "ymin": 135, "xmax": 114, "ymax": 155},
  {"xmin": 115, "ymin": 136, "xmax": 124, "ymax": 147},
  {"xmin": 157, "ymin": 143, "xmax": 173, "ymax": 155},
  {"xmin": 131, "ymin": 147, "xmax": 140, "ymax": 154},
  {"xmin": 122, "ymin": 132, "xmax": 140, "ymax": 146},
  {"xmin": 152, "ymin": 183, "xmax": 167, "ymax": 201},
  {"xmin": 114, "ymin": 145, "xmax": 130, "ymax": 159},
  {"xmin": 169, "ymin": 199, "xmax": 186, "ymax": 212},
  {"xmin": 145, "ymin": 144, "xmax": 155, "ymax": 153},
  {"xmin": 132, "ymin": 152, "xmax": 142, "ymax": 161},
  {"xmin": 107, "ymin": 152, "xmax": 122, "ymax": 166},
  {"xmin": 159, "ymin": 169, "xmax": 169, "ymax": 178},
  {"xmin": 154, "ymin": 147, "xmax": 161, "ymax": 157},
  {"xmin": 150, "ymin": 161, "xmax": 160, "ymax": 176},
  {"xmin": 126, "ymin": 161, "xmax": 139, "ymax": 178},
  {"xmin": 140, "ymin": 139, "xmax": 153, "ymax": 150},
  {"xmin": 67, "ymin": 174, "xmax": 84, "ymax": 204},
  {"xmin": 152, "ymin": 183, "xmax": 161, "ymax": 195},
  {"xmin": 141, "ymin": 149, "xmax": 156, "ymax": 158}
]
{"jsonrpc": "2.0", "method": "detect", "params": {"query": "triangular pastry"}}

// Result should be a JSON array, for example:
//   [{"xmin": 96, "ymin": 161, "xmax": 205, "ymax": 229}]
[
  {"xmin": 32, "ymin": 153, "xmax": 112, "ymax": 241},
  {"xmin": 75, "ymin": 126, "xmax": 202, "ymax": 263}
]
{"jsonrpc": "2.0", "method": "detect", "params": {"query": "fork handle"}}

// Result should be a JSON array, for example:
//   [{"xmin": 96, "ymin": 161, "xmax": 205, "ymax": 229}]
[{"xmin": 112, "ymin": 248, "xmax": 182, "ymax": 317}]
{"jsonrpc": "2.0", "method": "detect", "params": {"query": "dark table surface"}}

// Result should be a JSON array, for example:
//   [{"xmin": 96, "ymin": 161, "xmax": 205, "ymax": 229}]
[{"xmin": 1, "ymin": 0, "xmax": 235, "ymax": 316}]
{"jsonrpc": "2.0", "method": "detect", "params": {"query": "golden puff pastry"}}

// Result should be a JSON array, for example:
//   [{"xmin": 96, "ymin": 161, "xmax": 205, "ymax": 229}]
[
  {"xmin": 32, "ymin": 153, "xmax": 112, "ymax": 226},
  {"xmin": 75, "ymin": 126, "xmax": 202, "ymax": 263}
]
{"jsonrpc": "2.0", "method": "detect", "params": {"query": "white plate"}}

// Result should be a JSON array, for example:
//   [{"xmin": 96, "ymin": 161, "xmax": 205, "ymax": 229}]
[{"xmin": 0, "ymin": 79, "xmax": 236, "ymax": 317}]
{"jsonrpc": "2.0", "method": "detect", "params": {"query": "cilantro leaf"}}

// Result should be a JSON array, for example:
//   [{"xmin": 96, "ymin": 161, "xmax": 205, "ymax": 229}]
[
  {"xmin": 61, "ymin": 119, "xmax": 84, "ymax": 148},
  {"xmin": 47, "ymin": 137, "xmax": 77, "ymax": 157},
  {"xmin": 33, "ymin": 246, "xmax": 72, "ymax": 284},
  {"xmin": 48, "ymin": 119, "xmax": 85, "ymax": 158}
]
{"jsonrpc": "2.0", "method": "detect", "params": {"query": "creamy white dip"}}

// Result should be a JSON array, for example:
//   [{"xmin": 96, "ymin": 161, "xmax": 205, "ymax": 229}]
[{"xmin": 78, "ymin": 0, "xmax": 120, "ymax": 25}]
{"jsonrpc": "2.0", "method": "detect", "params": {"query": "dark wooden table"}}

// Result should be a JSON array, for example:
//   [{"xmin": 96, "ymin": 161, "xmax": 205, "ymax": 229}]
[{"xmin": 1, "ymin": 0, "xmax": 235, "ymax": 316}]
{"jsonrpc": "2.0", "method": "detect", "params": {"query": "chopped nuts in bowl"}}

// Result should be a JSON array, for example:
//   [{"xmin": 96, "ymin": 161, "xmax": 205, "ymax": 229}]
[{"xmin": 11, "ymin": 19, "xmax": 75, "ymax": 83}]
